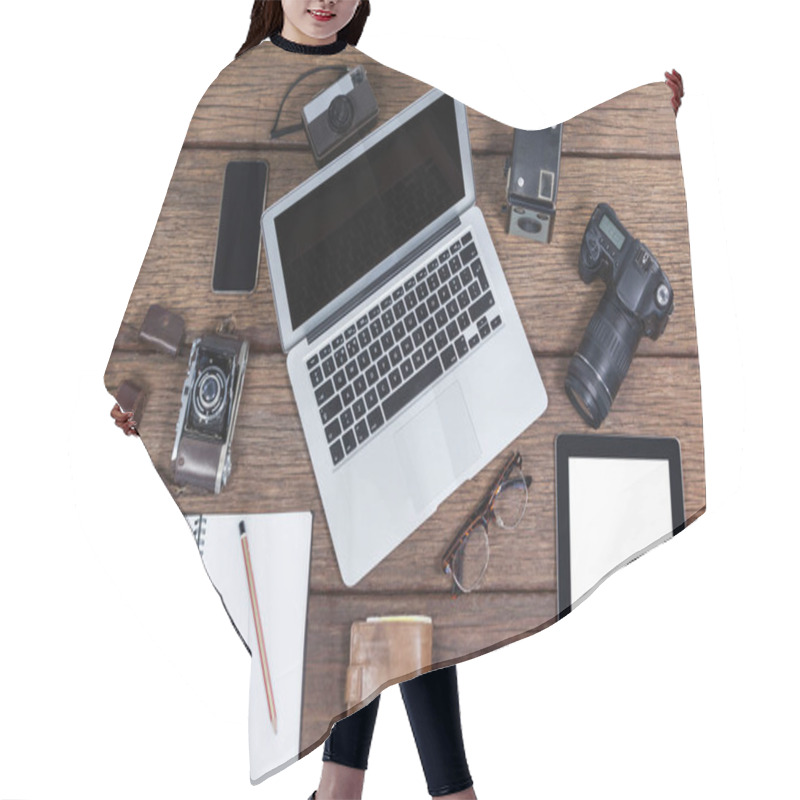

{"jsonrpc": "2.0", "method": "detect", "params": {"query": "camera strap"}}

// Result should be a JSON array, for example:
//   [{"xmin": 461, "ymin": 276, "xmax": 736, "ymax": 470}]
[{"xmin": 270, "ymin": 65, "xmax": 350, "ymax": 140}]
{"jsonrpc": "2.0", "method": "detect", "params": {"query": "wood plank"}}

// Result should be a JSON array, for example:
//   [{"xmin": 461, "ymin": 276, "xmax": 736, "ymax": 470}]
[
  {"xmin": 184, "ymin": 44, "xmax": 678, "ymax": 157},
  {"xmin": 299, "ymin": 590, "xmax": 557, "ymax": 753},
  {"xmin": 560, "ymin": 82, "xmax": 678, "ymax": 157},
  {"xmin": 184, "ymin": 46, "xmax": 433, "ymax": 148},
  {"xmin": 103, "ymin": 353, "xmax": 705, "ymax": 595},
  {"xmin": 105, "ymin": 149, "xmax": 696, "ymax": 376},
  {"xmin": 477, "ymin": 153, "xmax": 697, "ymax": 356}
]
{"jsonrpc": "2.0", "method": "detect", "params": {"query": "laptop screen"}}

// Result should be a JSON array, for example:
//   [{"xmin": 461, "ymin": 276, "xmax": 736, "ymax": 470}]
[{"xmin": 275, "ymin": 93, "xmax": 465, "ymax": 329}]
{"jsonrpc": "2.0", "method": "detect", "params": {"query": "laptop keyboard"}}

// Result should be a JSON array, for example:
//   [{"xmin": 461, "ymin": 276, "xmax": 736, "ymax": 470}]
[{"xmin": 306, "ymin": 230, "xmax": 503, "ymax": 467}]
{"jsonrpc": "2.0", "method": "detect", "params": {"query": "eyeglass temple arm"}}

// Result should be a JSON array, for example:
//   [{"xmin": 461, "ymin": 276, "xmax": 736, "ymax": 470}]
[
  {"xmin": 441, "ymin": 454, "xmax": 521, "ymax": 572},
  {"xmin": 441, "ymin": 512, "xmax": 481, "ymax": 573},
  {"xmin": 501, "ymin": 474, "xmax": 532, "ymax": 490},
  {"xmin": 441, "ymin": 481, "xmax": 501, "ymax": 573},
  {"xmin": 442, "ymin": 452, "xmax": 532, "ymax": 574}
]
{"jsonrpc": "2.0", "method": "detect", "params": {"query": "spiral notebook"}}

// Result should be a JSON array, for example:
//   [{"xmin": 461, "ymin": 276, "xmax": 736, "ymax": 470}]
[{"xmin": 185, "ymin": 511, "xmax": 313, "ymax": 783}]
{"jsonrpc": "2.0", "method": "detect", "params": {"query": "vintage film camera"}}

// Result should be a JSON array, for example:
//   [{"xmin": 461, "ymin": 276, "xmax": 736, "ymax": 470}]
[
  {"xmin": 172, "ymin": 333, "xmax": 249, "ymax": 493},
  {"xmin": 505, "ymin": 125, "xmax": 563, "ymax": 243},
  {"xmin": 302, "ymin": 65, "xmax": 379, "ymax": 165},
  {"xmin": 565, "ymin": 203, "xmax": 674, "ymax": 428}
]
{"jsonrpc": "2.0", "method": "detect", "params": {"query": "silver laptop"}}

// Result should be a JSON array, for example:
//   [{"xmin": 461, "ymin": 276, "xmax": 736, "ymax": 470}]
[{"xmin": 262, "ymin": 89, "xmax": 547, "ymax": 586}]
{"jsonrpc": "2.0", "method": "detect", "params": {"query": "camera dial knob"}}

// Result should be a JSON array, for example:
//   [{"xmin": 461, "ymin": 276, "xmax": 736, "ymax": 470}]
[
  {"xmin": 656, "ymin": 283, "xmax": 671, "ymax": 308},
  {"xmin": 584, "ymin": 229, "xmax": 601, "ymax": 263}
]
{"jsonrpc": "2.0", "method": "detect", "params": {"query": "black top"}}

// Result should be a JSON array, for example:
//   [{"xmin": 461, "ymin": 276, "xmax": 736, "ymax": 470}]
[{"xmin": 270, "ymin": 32, "xmax": 348, "ymax": 55}]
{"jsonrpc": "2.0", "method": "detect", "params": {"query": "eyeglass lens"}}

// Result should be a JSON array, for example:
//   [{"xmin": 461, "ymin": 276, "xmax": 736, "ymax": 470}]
[
  {"xmin": 452, "ymin": 520, "xmax": 489, "ymax": 594},
  {"xmin": 452, "ymin": 465, "xmax": 528, "ymax": 593},
  {"xmin": 492, "ymin": 467, "xmax": 528, "ymax": 529}
]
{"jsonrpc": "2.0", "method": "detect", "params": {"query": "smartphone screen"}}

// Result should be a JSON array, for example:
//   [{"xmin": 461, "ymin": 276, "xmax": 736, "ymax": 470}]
[{"xmin": 212, "ymin": 160, "xmax": 269, "ymax": 293}]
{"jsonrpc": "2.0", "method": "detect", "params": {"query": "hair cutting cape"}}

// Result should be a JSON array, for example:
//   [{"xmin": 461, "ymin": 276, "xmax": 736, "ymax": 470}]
[{"xmin": 104, "ymin": 39, "xmax": 704, "ymax": 783}]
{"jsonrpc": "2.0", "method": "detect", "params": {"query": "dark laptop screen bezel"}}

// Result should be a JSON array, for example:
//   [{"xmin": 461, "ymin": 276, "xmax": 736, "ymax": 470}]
[{"xmin": 261, "ymin": 89, "xmax": 476, "ymax": 353}]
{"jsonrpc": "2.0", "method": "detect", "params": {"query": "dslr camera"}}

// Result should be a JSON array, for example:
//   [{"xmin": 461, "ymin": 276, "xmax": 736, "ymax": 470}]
[
  {"xmin": 171, "ymin": 333, "xmax": 249, "ymax": 493},
  {"xmin": 565, "ymin": 203, "xmax": 674, "ymax": 428},
  {"xmin": 303, "ymin": 65, "xmax": 379, "ymax": 165}
]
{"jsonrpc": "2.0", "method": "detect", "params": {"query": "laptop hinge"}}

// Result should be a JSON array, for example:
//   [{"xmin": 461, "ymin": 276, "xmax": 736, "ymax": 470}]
[{"xmin": 307, "ymin": 216, "xmax": 463, "ymax": 345}]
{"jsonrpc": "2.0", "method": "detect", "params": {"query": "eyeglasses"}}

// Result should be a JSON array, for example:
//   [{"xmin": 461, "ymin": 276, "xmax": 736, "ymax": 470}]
[{"xmin": 441, "ymin": 452, "xmax": 531, "ymax": 595}]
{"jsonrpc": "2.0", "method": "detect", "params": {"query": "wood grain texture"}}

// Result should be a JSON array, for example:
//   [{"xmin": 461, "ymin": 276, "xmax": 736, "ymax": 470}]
[
  {"xmin": 103, "ymin": 47, "xmax": 702, "ymax": 749},
  {"xmin": 105, "ymin": 148, "xmax": 695, "ymax": 373},
  {"xmin": 184, "ymin": 44, "xmax": 678, "ymax": 158},
  {"xmin": 104, "ymin": 351, "xmax": 705, "ymax": 597},
  {"xmin": 184, "ymin": 45, "xmax": 432, "ymax": 148}
]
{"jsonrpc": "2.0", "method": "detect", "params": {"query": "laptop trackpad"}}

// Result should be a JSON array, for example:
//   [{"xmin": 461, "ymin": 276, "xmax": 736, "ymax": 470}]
[{"xmin": 394, "ymin": 382, "xmax": 481, "ymax": 513}]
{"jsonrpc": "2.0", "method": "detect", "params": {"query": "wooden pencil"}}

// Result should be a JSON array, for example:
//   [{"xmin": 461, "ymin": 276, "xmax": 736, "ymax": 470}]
[{"xmin": 239, "ymin": 520, "xmax": 278, "ymax": 734}]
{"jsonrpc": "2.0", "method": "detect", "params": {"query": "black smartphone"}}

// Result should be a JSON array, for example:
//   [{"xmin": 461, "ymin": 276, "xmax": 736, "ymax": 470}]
[{"xmin": 212, "ymin": 160, "xmax": 269, "ymax": 293}]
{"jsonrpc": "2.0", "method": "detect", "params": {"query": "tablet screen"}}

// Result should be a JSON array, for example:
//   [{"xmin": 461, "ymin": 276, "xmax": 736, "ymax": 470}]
[
  {"xmin": 556, "ymin": 435, "xmax": 684, "ymax": 615},
  {"xmin": 568, "ymin": 456, "xmax": 673, "ymax": 602}
]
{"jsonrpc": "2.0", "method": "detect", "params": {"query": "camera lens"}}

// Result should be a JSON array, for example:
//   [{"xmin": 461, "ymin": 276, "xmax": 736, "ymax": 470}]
[
  {"xmin": 327, "ymin": 95, "xmax": 354, "ymax": 133},
  {"xmin": 565, "ymin": 292, "xmax": 642, "ymax": 428},
  {"xmin": 517, "ymin": 215, "xmax": 542, "ymax": 234},
  {"xmin": 201, "ymin": 377, "xmax": 219, "ymax": 405},
  {"xmin": 193, "ymin": 365, "xmax": 228, "ymax": 422}
]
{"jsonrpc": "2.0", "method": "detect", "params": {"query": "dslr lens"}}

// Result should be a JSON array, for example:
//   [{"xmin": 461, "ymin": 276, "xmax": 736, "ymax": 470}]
[{"xmin": 565, "ymin": 292, "xmax": 642, "ymax": 428}]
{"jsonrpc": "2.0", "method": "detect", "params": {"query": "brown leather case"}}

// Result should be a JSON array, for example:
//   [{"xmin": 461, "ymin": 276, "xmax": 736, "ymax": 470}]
[
  {"xmin": 115, "ymin": 379, "xmax": 146, "ymax": 424},
  {"xmin": 139, "ymin": 304, "xmax": 185, "ymax": 356},
  {"xmin": 345, "ymin": 616, "xmax": 433, "ymax": 708}
]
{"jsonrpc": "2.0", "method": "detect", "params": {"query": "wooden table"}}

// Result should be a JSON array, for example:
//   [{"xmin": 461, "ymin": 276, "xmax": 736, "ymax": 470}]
[{"xmin": 104, "ymin": 43, "xmax": 705, "ymax": 757}]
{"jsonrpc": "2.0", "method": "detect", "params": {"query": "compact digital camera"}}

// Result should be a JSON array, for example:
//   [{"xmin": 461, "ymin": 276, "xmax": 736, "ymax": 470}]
[
  {"xmin": 505, "ymin": 125, "xmax": 563, "ymax": 243},
  {"xmin": 302, "ymin": 65, "xmax": 379, "ymax": 165},
  {"xmin": 565, "ymin": 203, "xmax": 674, "ymax": 428},
  {"xmin": 171, "ymin": 333, "xmax": 249, "ymax": 493}
]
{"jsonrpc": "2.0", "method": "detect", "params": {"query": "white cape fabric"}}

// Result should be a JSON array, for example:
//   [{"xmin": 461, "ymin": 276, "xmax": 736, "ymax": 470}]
[{"xmin": 105, "ymin": 37, "xmax": 704, "ymax": 782}]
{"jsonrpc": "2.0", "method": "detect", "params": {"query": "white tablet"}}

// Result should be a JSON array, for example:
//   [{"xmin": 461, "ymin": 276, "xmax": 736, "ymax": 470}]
[{"xmin": 555, "ymin": 434, "xmax": 685, "ymax": 617}]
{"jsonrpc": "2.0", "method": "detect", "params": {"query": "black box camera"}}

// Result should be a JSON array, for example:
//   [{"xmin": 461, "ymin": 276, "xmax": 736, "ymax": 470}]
[{"xmin": 505, "ymin": 125, "xmax": 563, "ymax": 243}]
